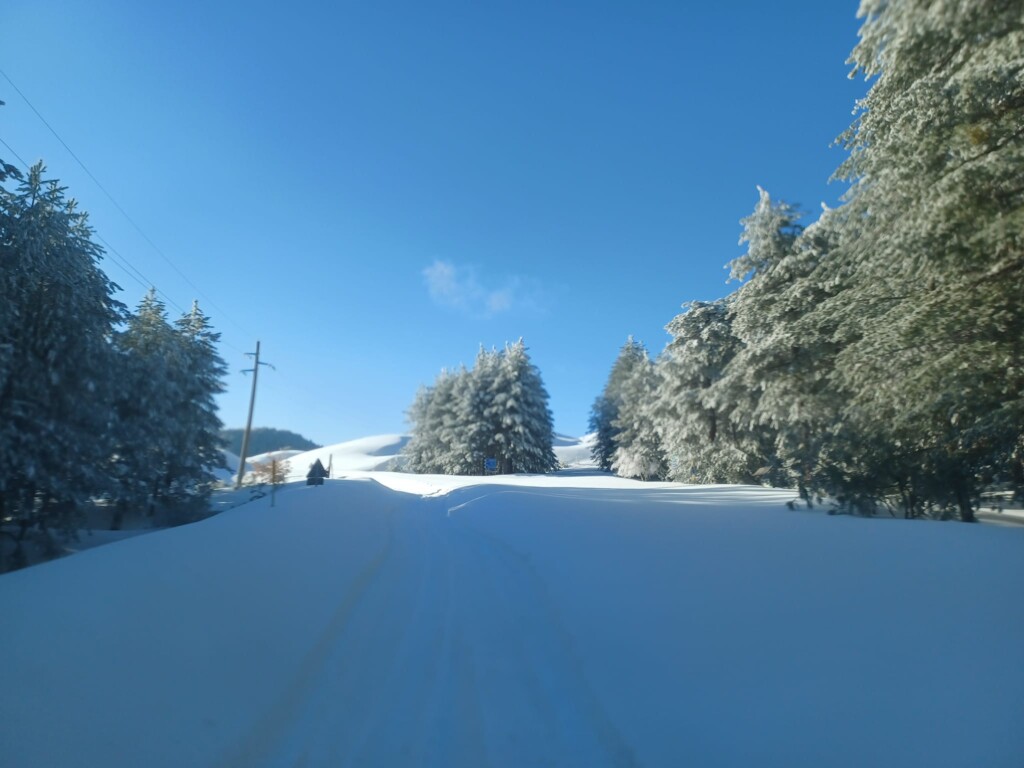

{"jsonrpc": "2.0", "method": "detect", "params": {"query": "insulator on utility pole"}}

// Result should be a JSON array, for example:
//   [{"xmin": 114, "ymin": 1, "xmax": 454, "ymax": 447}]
[{"xmin": 235, "ymin": 340, "xmax": 275, "ymax": 490}]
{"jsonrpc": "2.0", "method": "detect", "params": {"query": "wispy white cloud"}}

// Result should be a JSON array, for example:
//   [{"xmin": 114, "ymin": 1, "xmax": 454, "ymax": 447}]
[{"xmin": 422, "ymin": 260, "xmax": 538, "ymax": 317}]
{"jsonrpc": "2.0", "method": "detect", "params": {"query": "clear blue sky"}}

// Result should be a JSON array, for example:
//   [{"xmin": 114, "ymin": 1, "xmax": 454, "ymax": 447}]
[{"xmin": 1, "ymin": 1, "xmax": 868, "ymax": 445}]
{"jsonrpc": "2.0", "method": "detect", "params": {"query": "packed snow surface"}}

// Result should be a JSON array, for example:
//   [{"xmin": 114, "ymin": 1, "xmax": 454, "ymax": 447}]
[{"xmin": 2, "ymin": 471, "xmax": 1022, "ymax": 767}]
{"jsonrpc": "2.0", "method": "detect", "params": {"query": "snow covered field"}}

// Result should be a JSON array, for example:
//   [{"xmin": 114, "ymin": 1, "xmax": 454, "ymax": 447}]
[
  {"xmin": 2, "ymin": 471, "xmax": 1022, "ymax": 767},
  {"xmin": 241, "ymin": 432, "xmax": 595, "ymax": 481}
]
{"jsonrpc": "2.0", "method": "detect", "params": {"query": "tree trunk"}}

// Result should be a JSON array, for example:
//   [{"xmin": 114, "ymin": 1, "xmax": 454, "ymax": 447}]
[
  {"xmin": 110, "ymin": 501, "xmax": 124, "ymax": 531},
  {"xmin": 953, "ymin": 478, "xmax": 976, "ymax": 523}
]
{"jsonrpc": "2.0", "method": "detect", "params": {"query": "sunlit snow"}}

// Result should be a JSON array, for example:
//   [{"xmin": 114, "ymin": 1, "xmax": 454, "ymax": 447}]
[{"xmin": 1, "ymin": 447, "xmax": 1022, "ymax": 767}]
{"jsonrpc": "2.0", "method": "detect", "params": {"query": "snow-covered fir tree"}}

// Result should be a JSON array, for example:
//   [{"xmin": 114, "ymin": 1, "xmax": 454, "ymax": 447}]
[
  {"xmin": 815, "ymin": 0, "xmax": 1024, "ymax": 519},
  {"xmin": 108, "ymin": 292, "xmax": 227, "ymax": 526},
  {"xmin": 0, "ymin": 165, "xmax": 123, "ymax": 555},
  {"xmin": 404, "ymin": 341, "xmax": 556, "ymax": 475},
  {"xmin": 110, "ymin": 290, "xmax": 187, "ymax": 521},
  {"xmin": 710, "ymin": 187, "xmax": 836, "ymax": 494},
  {"xmin": 484, "ymin": 340, "xmax": 558, "ymax": 474},
  {"xmin": 588, "ymin": 337, "xmax": 647, "ymax": 470},
  {"xmin": 653, "ymin": 299, "xmax": 755, "ymax": 483},
  {"xmin": 405, "ymin": 366, "xmax": 485, "ymax": 475},
  {"xmin": 171, "ymin": 301, "xmax": 228, "ymax": 513},
  {"xmin": 404, "ymin": 371, "xmax": 461, "ymax": 474},
  {"xmin": 610, "ymin": 347, "xmax": 667, "ymax": 481}
]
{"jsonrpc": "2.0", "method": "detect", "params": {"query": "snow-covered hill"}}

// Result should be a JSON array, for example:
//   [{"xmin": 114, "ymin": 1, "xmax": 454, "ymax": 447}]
[
  {"xmin": 257, "ymin": 434, "xmax": 412, "ymax": 479},
  {"xmin": 553, "ymin": 431, "xmax": 597, "ymax": 467},
  {"xmin": 2, "ymin": 472, "xmax": 1022, "ymax": 767},
  {"xmin": 242, "ymin": 433, "xmax": 597, "ymax": 483}
]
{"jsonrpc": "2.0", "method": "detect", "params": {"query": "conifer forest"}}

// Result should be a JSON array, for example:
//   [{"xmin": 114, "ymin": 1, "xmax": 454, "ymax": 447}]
[
  {"xmin": 0, "ymin": 164, "xmax": 227, "ymax": 567},
  {"xmin": 587, "ymin": 1, "xmax": 1023, "ymax": 521}
]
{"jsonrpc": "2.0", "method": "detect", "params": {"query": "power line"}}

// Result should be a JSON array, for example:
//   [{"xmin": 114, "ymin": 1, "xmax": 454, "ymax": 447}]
[
  {"xmin": 0, "ymin": 133, "xmax": 249, "ymax": 356},
  {"xmin": 0, "ymin": 67, "xmax": 253, "ymax": 339},
  {"xmin": 0, "ymin": 135, "xmax": 186, "ymax": 314},
  {"xmin": 0, "ymin": 135, "xmax": 29, "ymax": 169},
  {"xmin": 92, "ymin": 232, "xmax": 187, "ymax": 313}
]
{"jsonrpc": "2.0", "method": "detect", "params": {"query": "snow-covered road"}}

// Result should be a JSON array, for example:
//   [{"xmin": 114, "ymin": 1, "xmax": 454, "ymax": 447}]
[
  {"xmin": 2, "ymin": 473, "xmax": 1023, "ymax": 767},
  {"xmin": 218, "ymin": 487, "xmax": 635, "ymax": 767}
]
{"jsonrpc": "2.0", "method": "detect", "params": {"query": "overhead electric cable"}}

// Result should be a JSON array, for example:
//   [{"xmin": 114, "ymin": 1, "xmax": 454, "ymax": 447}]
[
  {"xmin": 0, "ymin": 132, "xmax": 248, "ymax": 356},
  {"xmin": 0, "ymin": 67, "xmax": 253, "ymax": 338},
  {"xmin": 0, "ymin": 136, "xmax": 181, "ymax": 311},
  {"xmin": 92, "ymin": 232, "xmax": 186, "ymax": 312},
  {"xmin": 0, "ymin": 135, "xmax": 29, "ymax": 169}
]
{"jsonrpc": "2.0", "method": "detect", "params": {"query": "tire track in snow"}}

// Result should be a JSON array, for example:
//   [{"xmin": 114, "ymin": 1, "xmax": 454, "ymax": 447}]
[
  {"xmin": 446, "ymin": 510, "xmax": 639, "ymax": 768},
  {"xmin": 217, "ymin": 489, "xmax": 637, "ymax": 767},
  {"xmin": 333, "ymin": 503, "xmax": 491, "ymax": 767},
  {"xmin": 213, "ymin": 505, "xmax": 398, "ymax": 768}
]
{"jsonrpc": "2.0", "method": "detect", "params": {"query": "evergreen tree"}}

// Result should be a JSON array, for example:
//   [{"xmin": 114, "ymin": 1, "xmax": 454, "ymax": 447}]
[
  {"xmin": 484, "ymin": 340, "xmax": 558, "ymax": 474},
  {"xmin": 108, "ymin": 293, "xmax": 226, "ymax": 525},
  {"xmin": 460, "ymin": 347, "xmax": 501, "ymax": 473},
  {"xmin": 404, "ymin": 370, "xmax": 464, "ymax": 474},
  {"xmin": 588, "ymin": 337, "xmax": 647, "ymax": 470},
  {"xmin": 404, "ymin": 341, "xmax": 557, "ymax": 475},
  {"xmin": 819, "ymin": 0, "xmax": 1024, "ymax": 519},
  {"xmin": 611, "ymin": 348, "xmax": 667, "ymax": 481},
  {"xmin": 712, "ymin": 188, "xmax": 844, "ymax": 495},
  {"xmin": 0, "ymin": 165, "xmax": 123, "ymax": 556},
  {"xmin": 654, "ymin": 299, "xmax": 754, "ymax": 483},
  {"xmin": 109, "ymin": 290, "xmax": 184, "ymax": 523},
  {"xmin": 438, "ymin": 365, "xmax": 478, "ymax": 474},
  {"xmin": 404, "ymin": 380, "xmax": 441, "ymax": 474},
  {"xmin": 172, "ymin": 301, "xmax": 227, "ymax": 513}
]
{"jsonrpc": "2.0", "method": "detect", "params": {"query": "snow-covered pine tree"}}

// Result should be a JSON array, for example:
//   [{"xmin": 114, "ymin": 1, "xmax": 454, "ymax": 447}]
[
  {"xmin": 484, "ymin": 340, "xmax": 557, "ymax": 474},
  {"xmin": 458, "ymin": 346, "xmax": 501, "ymax": 473},
  {"xmin": 403, "ymin": 384, "xmax": 436, "ymax": 474},
  {"xmin": 820, "ymin": 0, "xmax": 1024, "ymax": 519},
  {"xmin": 405, "ymin": 368, "xmax": 470, "ymax": 474},
  {"xmin": 437, "ymin": 364, "xmax": 477, "ymax": 475},
  {"xmin": 170, "ymin": 301, "xmax": 228, "ymax": 518},
  {"xmin": 588, "ymin": 337, "xmax": 647, "ymax": 470},
  {"xmin": 611, "ymin": 347, "xmax": 667, "ymax": 481},
  {"xmin": 0, "ymin": 164, "xmax": 123, "ymax": 555},
  {"xmin": 711, "ymin": 187, "xmax": 847, "ymax": 496},
  {"xmin": 405, "ymin": 342, "xmax": 557, "ymax": 476},
  {"xmin": 654, "ymin": 299, "xmax": 754, "ymax": 483},
  {"xmin": 109, "ymin": 289, "xmax": 185, "ymax": 523}
]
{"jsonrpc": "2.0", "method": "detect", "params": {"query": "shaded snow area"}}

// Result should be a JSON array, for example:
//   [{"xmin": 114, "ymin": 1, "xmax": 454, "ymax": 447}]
[
  {"xmin": 214, "ymin": 449, "xmax": 249, "ymax": 484},
  {"xmin": 2, "ymin": 473, "xmax": 1022, "ymax": 767}
]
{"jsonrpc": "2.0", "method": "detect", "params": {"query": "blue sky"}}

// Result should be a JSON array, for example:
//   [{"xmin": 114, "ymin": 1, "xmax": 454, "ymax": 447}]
[{"xmin": 1, "ymin": 1, "xmax": 868, "ymax": 445}]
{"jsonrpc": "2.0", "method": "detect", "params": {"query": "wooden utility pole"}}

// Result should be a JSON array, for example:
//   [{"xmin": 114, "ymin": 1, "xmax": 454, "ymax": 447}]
[{"xmin": 235, "ymin": 341, "xmax": 275, "ymax": 489}]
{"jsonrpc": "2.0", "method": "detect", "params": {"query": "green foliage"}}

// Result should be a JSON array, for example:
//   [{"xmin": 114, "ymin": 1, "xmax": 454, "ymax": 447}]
[
  {"xmin": 654, "ymin": 299, "xmax": 757, "ymax": 484},
  {"xmin": 594, "ymin": 1, "xmax": 1022, "ymax": 518},
  {"xmin": 107, "ymin": 292, "xmax": 227, "ymax": 527},
  {"xmin": 0, "ymin": 165, "xmax": 229, "ymax": 566},
  {"xmin": 820, "ymin": 0, "xmax": 1024, "ymax": 519},
  {"xmin": 404, "ymin": 341, "xmax": 557, "ymax": 475},
  {"xmin": 220, "ymin": 427, "xmax": 319, "ymax": 456},
  {"xmin": 0, "ymin": 165, "xmax": 124, "ymax": 550},
  {"xmin": 610, "ymin": 349, "xmax": 667, "ymax": 481},
  {"xmin": 588, "ymin": 337, "xmax": 647, "ymax": 471}
]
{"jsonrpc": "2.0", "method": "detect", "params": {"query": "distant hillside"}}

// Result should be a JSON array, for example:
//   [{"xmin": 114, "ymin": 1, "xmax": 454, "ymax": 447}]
[{"xmin": 220, "ymin": 428, "xmax": 320, "ymax": 457}]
